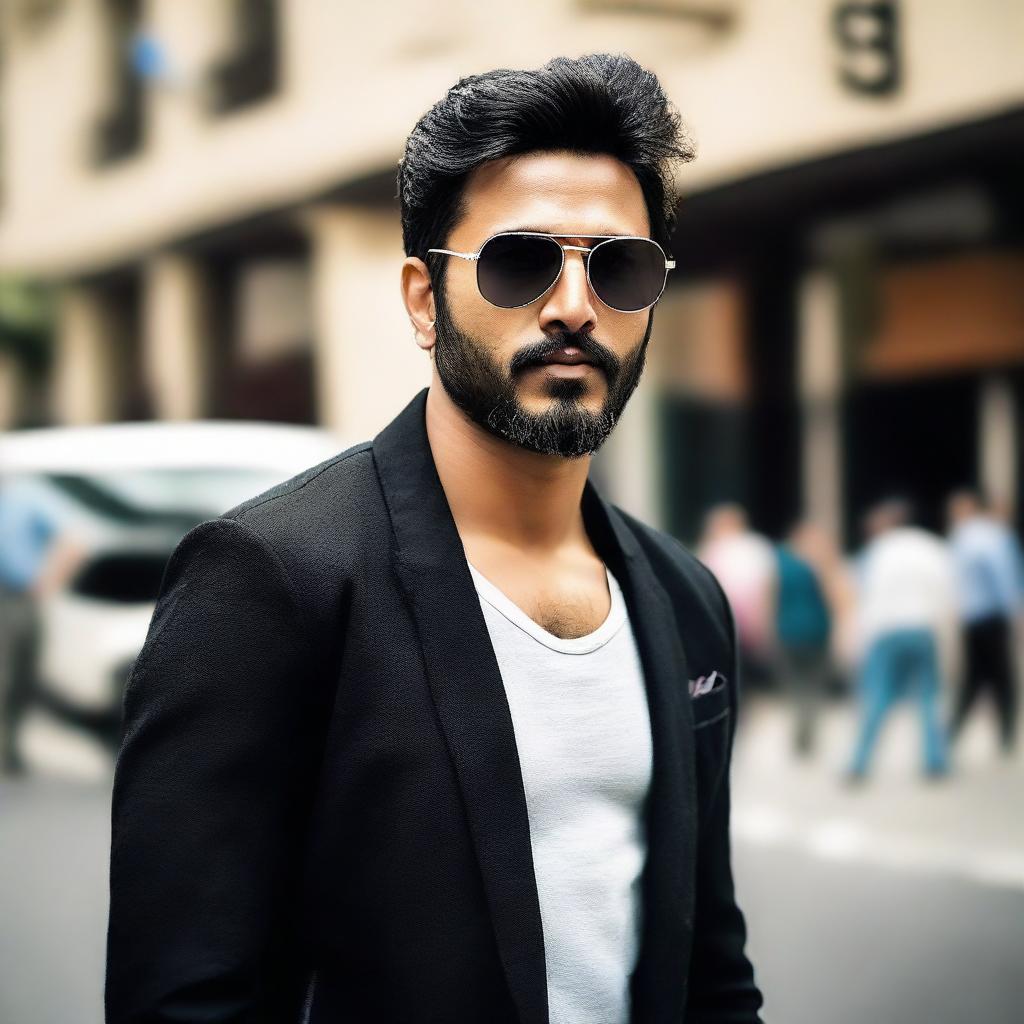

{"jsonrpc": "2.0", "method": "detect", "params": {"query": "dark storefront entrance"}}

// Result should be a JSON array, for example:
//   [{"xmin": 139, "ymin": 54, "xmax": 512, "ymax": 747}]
[
  {"xmin": 664, "ymin": 106, "xmax": 1024, "ymax": 550},
  {"xmin": 842, "ymin": 373, "xmax": 978, "ymax": 541}
]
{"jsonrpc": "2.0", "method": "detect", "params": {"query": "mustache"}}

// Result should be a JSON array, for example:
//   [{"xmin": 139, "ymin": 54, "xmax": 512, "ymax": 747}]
[{"xmin": 510, "ymin": 331, "xmax": 616, "ymax": 376}]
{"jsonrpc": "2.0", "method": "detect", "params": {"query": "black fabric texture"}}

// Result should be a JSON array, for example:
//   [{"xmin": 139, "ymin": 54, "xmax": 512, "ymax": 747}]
[{"xmin": 105, "ymin": 386, "xmax": 764, "ymax": 1024}]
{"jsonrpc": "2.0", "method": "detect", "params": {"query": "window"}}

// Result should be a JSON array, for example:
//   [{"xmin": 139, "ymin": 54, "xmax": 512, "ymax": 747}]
[
  {"xmin": 91, "ymin": 0, "xmax": 144, "ymax": 167},
  {"xmin": 205, "ymin": 0, "xmax": 280, "ymax": 115}
]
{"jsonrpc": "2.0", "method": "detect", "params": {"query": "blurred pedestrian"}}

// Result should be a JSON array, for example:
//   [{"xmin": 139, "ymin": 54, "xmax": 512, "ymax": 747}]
[
  {"xmin": 772, "ymin": 520, "xmax": 833, "ymax": 756},
  {"xmin": 698, "ymin": 503, "xmax": 778, "ymax": 688},
  {"xmin": 0, "ymin": 475, "xmax": 87, "ymax": 775},
  {"xmin": 846, "ymin": 498, "xmax": 958, "ymax": 782},
  {"xmin": 946, "ymin": 489, "xmax": 1023, "ymax": 754}
]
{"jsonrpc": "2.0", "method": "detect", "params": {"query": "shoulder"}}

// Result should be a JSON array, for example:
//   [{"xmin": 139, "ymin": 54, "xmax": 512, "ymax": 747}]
[
  {"xmin": 217, "ymin": 440, "xmax": 379, "ymax": 556},
  {"xmin": 913, "ymin": 529, "xmax": 953, "ymax": 561},
  {"xmin": 204, "ymin": 440, "xmax": 381, "ymax": 622},
  {"xmin": 222, "ymin": 440, "xmax": 376, "ymax": 526}
]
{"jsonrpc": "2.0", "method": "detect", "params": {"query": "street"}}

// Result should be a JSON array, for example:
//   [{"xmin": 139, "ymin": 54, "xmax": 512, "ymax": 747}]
[
  {"xmin": 731, "ymin": 695, "xmax": 1024, "ymax": 1023},
  {"xmin": 1, "ymin": 695, "xmax": 1022, "ymax": 1023}
]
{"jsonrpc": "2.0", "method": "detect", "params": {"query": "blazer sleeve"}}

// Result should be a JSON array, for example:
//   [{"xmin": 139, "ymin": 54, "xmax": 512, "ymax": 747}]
[
  {"xmin": 105, "ymin": 516, "xmax": 327, "ymax": 1023},
  {"xmin": 686, "ymin": 572, "xmax": 766, "ymax": 1024}
]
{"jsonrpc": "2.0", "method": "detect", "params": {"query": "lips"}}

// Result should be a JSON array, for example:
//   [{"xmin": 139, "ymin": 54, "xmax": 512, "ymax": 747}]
[{"xmin": 540, "ymin": 347, "xmax": 593, "ymax": 366}]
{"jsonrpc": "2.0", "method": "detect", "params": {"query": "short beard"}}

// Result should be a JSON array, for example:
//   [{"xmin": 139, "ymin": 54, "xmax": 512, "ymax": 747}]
[{"xmin": 431, "ymin": 279, "xmax": 652, "ymax": 459}]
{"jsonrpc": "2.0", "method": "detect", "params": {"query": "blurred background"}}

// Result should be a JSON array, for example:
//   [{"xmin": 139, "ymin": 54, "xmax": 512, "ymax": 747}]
[{"xmin": 1, "ymin": 1, "xmax": 1023, "ymax": 1021}]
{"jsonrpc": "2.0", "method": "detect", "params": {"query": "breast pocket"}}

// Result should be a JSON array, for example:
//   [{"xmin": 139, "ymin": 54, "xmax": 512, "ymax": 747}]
[
  {"xmin": 691, "ymin": 673, "xmax": 730, "ymax": 730},
  {"xmin": 689, "ymin": 674, "xmax": 731, "ymax": 830}
]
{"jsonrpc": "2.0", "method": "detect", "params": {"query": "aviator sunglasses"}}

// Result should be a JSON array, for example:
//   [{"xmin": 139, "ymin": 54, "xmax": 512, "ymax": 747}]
[{"xmin": 426, "ymin": 231, "xmax": 676, "ymax": 313}]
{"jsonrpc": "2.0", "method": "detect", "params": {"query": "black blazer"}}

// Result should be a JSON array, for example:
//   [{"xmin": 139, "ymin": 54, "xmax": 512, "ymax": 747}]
[{"xmin": 106, "ymin": 386, "xmax": 764, "ymax": 1024}]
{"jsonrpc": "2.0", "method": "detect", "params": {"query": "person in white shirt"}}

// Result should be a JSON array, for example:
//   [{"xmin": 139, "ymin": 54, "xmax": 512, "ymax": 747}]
[{"xmin": 846, "ymin": 498, "xmax": 958, "ymax": 781}]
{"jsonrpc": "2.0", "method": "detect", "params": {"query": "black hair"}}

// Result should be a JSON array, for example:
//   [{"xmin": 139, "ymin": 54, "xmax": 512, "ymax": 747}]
[
  {"xmin": 946, "ymin": 484, "xmax": 987, "ymax": 509},
  {"xmin": 397, "ymin": 53, "xmax": 696, "ymax": 290},
  {"xmin": 862, "ymin": 495, "xmax": 917, "ymax": 532}
]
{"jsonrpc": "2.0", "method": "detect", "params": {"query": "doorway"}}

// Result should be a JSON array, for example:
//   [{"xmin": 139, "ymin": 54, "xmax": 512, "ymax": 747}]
[{"xmin": 842, "ymin": 373, "xmax": 979, "ymax": 546}]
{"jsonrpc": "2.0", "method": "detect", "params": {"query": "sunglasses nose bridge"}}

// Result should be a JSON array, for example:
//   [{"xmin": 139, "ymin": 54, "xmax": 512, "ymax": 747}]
[
  {"xmin": 550, "ymin": 245, "xmax": 590, "ymax": 296},
  {"xmin": 538, "ymin": 246, "xmax": 598, "ymax": 328}
]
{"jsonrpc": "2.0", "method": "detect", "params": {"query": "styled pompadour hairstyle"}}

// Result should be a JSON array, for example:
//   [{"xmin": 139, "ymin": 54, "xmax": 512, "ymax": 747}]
[{"xmin": 397, "ymin": 52, "xmax": 696, "ymax": 280}]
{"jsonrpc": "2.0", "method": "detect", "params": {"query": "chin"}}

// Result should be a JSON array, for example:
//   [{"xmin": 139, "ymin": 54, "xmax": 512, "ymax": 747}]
[{"xmin": 528, "ymin": 376, "xmax": 597, "ymax": 401}]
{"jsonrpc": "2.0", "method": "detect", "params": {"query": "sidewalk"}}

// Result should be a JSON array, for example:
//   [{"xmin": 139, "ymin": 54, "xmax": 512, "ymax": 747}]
[{"xmin": 729, "ymin": 694, "xmax": 1024, "ymax": 891}]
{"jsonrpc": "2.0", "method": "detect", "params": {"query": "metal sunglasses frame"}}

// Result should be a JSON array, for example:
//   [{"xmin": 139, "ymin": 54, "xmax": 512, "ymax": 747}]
[{"xmin": 426, "ymin": 230, "xmax": 676, "ymax": 312}]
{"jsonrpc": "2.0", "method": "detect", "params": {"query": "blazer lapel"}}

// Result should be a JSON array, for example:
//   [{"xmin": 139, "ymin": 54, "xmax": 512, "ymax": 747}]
[
  {"xmin": 372, "ymin": 388, "xmax": 548, "ymax": 1024},
  {"xmin": 372, "ymin": 387, "xmax": 697, "ymax": 1024},
  {"xmin": 586, "ymin": 488, "xmax": 699, "ymax": 1024}
]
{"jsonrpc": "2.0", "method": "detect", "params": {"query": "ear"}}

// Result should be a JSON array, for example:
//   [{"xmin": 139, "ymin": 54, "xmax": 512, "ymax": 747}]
[{"xmin": 401, "ymin": 257, "xmax": 436, "ymax": 356}]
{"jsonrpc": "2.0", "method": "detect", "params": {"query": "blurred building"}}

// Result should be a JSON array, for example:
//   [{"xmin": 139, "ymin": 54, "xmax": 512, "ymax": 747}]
[{"xmin": 0, "ymin": 0, "xmax": 1022, "ymax": 546}]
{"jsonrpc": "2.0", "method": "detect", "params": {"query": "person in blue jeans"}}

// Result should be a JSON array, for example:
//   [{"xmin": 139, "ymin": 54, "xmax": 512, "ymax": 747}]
[
  {"xmin": 846, "ymin": 499, "xmax": 956, "ymax": 782},
  {"xmin": 848, "ymin": 627, "xmax": 949, "ymax": 779}
]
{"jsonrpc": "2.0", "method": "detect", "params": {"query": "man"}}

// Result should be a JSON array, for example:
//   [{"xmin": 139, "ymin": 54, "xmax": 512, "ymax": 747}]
[
  {"xmin": 106, "ymin": 54, "xmax": 764, "ymax": 1024},
  {"xmin": 846, "ymin": 499, "xmax": 958, "ymax": 782},
  {"xmin": 0, "ymin": 476, "xmax": 87, "ymax": 775},
  {"xmin": 946, "ymin": 488, "xmax": 1023, "ymax": 754},
  {"xmin": 772, "ymin": 520, "xmax": 834, "ymax": 758},
  {"xmin": 697, "ymin": 504, "xmax": 778, "ymax": 689}
]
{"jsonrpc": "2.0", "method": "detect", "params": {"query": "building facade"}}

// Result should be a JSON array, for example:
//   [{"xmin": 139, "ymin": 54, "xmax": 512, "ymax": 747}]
[{"xmin": 1, "ymin": 0, "xmax": 1022, "ymax": 544}]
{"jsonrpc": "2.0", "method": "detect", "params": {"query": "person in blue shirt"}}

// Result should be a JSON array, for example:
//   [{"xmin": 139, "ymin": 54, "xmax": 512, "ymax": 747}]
[
  {"xmin": 946, "ymin": 488, "xmax": 1024, "ymax": 754},
  {"xmin": 772, "ymin": 520, "xmax": 834, "ymax": 756},
  {"xmin": 0, "ymin": 475, "xmax": 87, "ymax": 774}
]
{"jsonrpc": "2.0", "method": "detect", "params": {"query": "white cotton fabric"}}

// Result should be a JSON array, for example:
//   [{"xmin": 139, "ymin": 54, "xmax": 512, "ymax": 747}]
[
  {"xmin": 855, "ymin": 525, "xmax": 962, "ymax": 682},
  {"xmin": 467, "ymin": 559, "xmax": 652, "ymax": 1024}
]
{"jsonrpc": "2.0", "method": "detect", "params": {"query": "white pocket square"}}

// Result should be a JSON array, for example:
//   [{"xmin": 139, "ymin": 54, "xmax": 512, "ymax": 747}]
[{"xmin": 688, "ymin": 670, "xmax": 726, "ymax": 698}]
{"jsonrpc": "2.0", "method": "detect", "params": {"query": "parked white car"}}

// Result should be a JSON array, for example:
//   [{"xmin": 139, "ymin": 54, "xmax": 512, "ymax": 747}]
[{"xmin": 0, "ymin": 420, "xmax": 353, "ymax": 781}]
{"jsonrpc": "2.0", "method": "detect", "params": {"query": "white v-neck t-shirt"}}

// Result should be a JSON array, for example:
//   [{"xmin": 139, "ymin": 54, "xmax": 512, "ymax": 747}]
[{"xmin": 466, "ymin": 560, "xmax": 653, "ymax": 1024}]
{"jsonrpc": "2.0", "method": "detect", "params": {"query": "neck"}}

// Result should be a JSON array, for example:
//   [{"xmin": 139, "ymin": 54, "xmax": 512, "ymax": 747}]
[{"xmin": 425, "ymin": 381, "xmax": 593, "ymax": 556}]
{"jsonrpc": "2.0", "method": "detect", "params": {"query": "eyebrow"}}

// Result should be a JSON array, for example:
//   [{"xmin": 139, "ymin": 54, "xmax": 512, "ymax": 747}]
[{"xmin": 497, "ymin": 226, "xmax": 634, "ymax": 239}]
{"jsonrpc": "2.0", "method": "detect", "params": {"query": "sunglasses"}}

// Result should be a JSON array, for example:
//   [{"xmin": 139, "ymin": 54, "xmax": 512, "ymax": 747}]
[{"xmin": 426, "ymin": 231, "xmax": 675, "ymax": 313}]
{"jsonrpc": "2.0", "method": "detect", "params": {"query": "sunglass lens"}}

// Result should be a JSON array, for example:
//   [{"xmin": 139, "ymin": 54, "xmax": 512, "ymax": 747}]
[
  {"xmin": 477, "ymin": 234, "xmax": 563, "ymax": 307},
  {"xmin": 589, "ymin": 238, "xmax": 666, "ymax": 311}
]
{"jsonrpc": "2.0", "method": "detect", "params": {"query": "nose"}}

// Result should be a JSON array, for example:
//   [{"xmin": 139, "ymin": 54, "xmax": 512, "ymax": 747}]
[{"xmin": 537, "ymin": 249, "xmax": 598, "ymax": 336}]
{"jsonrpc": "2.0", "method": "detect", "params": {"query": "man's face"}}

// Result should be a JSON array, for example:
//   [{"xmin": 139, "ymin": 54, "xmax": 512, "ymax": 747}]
[{"xmin": 430, "ymin": 151, "xmax": 655, "ymax": 459}]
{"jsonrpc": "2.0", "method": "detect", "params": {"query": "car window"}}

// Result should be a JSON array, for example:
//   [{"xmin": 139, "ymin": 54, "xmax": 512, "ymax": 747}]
[
  {"xmin": 83, "ymin": 469, "xmax": 286, "ymax": 515},
  {"xmin": 71, "ymin": 550, "xmax": 172, "ymax": 603}
]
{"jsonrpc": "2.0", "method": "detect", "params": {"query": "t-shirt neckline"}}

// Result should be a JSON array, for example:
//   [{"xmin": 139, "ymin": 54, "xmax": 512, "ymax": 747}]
[{"xmin": 466, "ymin": 560, "xmax": 627, "ymax": 655}]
